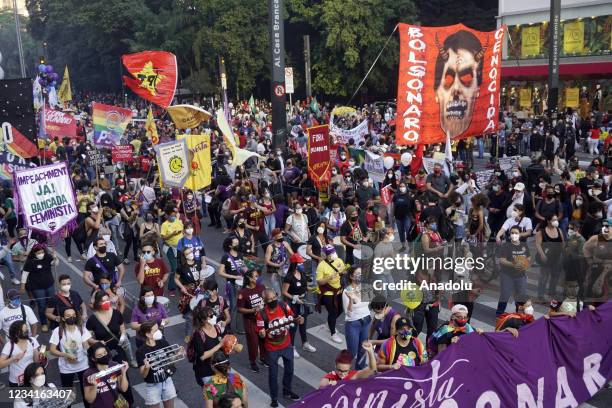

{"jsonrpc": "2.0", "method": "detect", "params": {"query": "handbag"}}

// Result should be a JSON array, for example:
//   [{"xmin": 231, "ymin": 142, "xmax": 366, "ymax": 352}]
[
  {"xmin": 103, "ymin": 376, "xmax": 129, "ymax": 408},
  {"xmin": 92, "ymin": 313, "xmax": 130, "ymax": 359}
]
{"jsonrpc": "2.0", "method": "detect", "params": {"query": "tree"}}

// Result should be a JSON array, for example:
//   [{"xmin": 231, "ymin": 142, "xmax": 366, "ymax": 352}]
[{"xmin": 0, "ymin": 10, "xmax": 41, "ymax": 79}]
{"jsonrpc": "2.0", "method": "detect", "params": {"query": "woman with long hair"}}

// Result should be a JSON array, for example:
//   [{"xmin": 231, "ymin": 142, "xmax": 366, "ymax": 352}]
[
  {"xmin": 21, "ymin": 243, "xmax": 59, "ymax": 333},
  {"xmin": 130, "ymin": 286, "xmax": 168, "ymax": 348},
  {"xmin": 13, "ymin": 363, "xmax": 61, "ymax": 408},
  {"xmin": 83, "ymin": 342, "xmax": 129, "ymax": 407},
  {"xmin": 342, "ymin": 267, "xmax": 371, "ymax": 370},
  {"xmin": 176, "ymin": 246, "xmax": 208, "ymax": 343},
  {"xmin": 0, "ymin": 321, "xmax": 41, "ymax": 386},
  {"xmin": 191, "ymin": 306, "xmax": 224, "ymax": 386},
  {"xmin": 535, "ymin": 213, "xmax": 564, "ymax": 300}
]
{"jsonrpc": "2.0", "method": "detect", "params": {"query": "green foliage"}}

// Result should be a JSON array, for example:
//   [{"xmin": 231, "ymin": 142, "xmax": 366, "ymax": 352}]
[{"xmin": 0, "ymin": 10, "xmax": 41, "ymax": 79}]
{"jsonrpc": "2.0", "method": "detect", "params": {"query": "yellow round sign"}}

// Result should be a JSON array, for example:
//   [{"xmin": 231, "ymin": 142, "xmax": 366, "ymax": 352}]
[{"xmin": 400, "ymin": 288, "xmax": 423, "ymax": 310}]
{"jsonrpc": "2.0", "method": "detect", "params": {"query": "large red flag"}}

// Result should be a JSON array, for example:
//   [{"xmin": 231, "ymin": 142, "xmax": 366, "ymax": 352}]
[
  {"xmin": 307, "ymin": 125, "xmax": 331, "ymax": 187},
  {"xmin": 396, "ymin": 23, "xmax": 505, "ymax": 145},
  {"xmin": 122, "ymin": 51, "xmax": 177, "ymax": 108}
]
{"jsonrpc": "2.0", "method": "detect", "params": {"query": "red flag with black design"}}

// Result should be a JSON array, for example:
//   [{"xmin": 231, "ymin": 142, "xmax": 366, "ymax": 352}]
[{"xmin": 122, "ymin": 51, "xmax": 177, "ymax": 108}]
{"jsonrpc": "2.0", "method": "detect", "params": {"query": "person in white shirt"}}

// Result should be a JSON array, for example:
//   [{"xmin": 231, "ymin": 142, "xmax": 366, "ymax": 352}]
[
  {"xmin": 0, "ymin": 320, "xmax": 41, "ymax": 386},
  {"xmin": 138, "ymin": 179, "xmax": 157, "ymax": 213},
  {"xmin": 86, "ymin": 227, "xmax": 118, "ymax": 259},
  {"xmin": 342, "ymin": 267, "xmax": 372, "ymax": 370},
  {"xmin": 49, "ymin": 307, "xmax": 91, "ymax": 402},
  {"xmin": 0, "ymin": 289, "xmax": 39, "ymax": 339},
  {"xmin": 13, "ymin": 363, "xmax": 68, "ymax": 408},
  {"xmin": 506, "ymin": 182, "xmax": 527, "ymax": 218},
  {"xmin": 496, "ymin": 204, "xmax": 533, "ymax": 243}
]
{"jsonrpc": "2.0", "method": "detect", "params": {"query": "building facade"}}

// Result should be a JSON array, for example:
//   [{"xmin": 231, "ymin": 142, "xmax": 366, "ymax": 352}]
[{"xmin": 497, "ymin": 0, "xmax": 611, "ymax": 115}]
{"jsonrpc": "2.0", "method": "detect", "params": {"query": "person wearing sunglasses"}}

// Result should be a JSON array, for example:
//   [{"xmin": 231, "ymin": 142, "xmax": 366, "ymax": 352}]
[{"xmin": 136, "ymin": 243, "xmax": 168, "ymax": 297}]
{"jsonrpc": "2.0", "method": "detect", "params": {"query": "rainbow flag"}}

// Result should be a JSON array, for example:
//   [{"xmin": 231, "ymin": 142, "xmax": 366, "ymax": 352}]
[{"xmin": 92, "ymin": 102, "xmax": 132, "ymax": 147}]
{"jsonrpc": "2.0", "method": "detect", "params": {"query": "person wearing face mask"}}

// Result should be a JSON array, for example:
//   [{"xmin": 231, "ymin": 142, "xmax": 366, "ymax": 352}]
[
  {"xmin": 83, "ymin": 342, "xmax": 130, "ymax": 407},
  {"xmin": 193, "ymin": 280, "xmax": 231, "ymax": 333},
  {"xmin": 119, "ymin": 199, "xmax": 140, "ymax": 264},
  {"xmin": 340, "ymin": 206, "xmax": 368, "ymax": 265},
  {"xmin": 496, "ymin": 204, "xmax": 533, "ymax": 243},
  {"xmin": 316, "ymin": 245, "xmax": 347, "ymax": 344},
  {"xmin": 330, "ymin": 166, "xmax": 343, "ymax": 186},
  {"xmin": 135, "ymin": 321, "xmax": 178, "ymax": 407},
  {"xmin": 140, "ymin": 211, "xmax": 161, "ymax": 242},
  {"xmin": 426, "ymin": 163, "xmax": 453, "ymax": 201},
  {"xmin": 582, "ymin": 218, "xmax": 612, "ymax": 302},
  {"xmin": 563, "ymin": 221, "xmax": 587, "ymax": 295},
  {"xmin": 259, "ymin": 188, "xmax": 277, "ymax": 238},
  {"xmin": 257, "ymin": 289, "xmax": 303, "ymax": 406},
  {"xmin": 284, "ymin": 203, "xmax": 310, "ymax": 252},
  {"xmin": 282, "ymin": 253, "xmax": 317, "ymax": 358},
  {"xmin": 373, "ymin": 228, "xmax": 398, "ymax": 297},
  {"xmin": 84, "ymin": 237, "xmax": 125, "ymax": 293},
  {"xmin": 13, "ymin": 362, "xmax": 62, "ymax": 408},
  {"xmin": 231, "ymin": 216, "xmax": 255, "ymax": 257},
  {"xmin": 581, "ymin": 201, "xmax": 605, "ymax": 240},
  {"xmin": 318, "ymin": 344, "xmax": 377, "ymax": 388},
  {"xmin": 45, "ymin": 275, "xmax": 87, "ymax": 330},
  {"xmin": 181, "ymin": 190, "xmax": 202, "ymax": 236},
  {"xmin": 0, "ymin": 289, "xmax": 39, "ymax": 339},
  {"xmin": 131, "ymin": 286, "xmax": 168, "ymax": 346},
  {"xmin": 20, "ymin": 244, "xmax": 59, "ymax": 333},
  {"xmin": 570, "ymin": 194, "xmax": 587, "ymax": 222},
  {"xmin": 495, "ymin": 299, "xmax": 536, "ymax": 337},
  {"xmin": 356, "ymin": 177, "xmax": 380, "ymax": 211},
  {"xmin": 430, "ymin": 304, "xmax": 481, "ymax": 357},
  {"xmin": 342, "ymin": 267, "xmax": 371, "ymax": 369},
  {"xmin": 496, "ymin": 226, "xmax": 531, "ymax": 316},
  {"xmin": 49, "ymin": 307, "xmax": 91, "ymax": 405},
  {"xmin": 191, "ymin": 306, "xmax": 224, "ymax": 386},
  {"xmin": 218, "ymin": 237, "xmax": 249, "ymax": 331},
  {"xmin": 161, "ymin": 206, "xmax": 184, "ymax": 297},
  {"xmin": 203, "ymin": 351, "xmax": 248, "ymax": 408},
  {"xmin": 325, "ymin": 202, "xmax": 346, "ymax": 240},
  {"xmin": 177, "ymin": 221, "xmax": 206, "ymax": 263},
  {"xmin": 237, "ymin": 270, "xmax": 267, "ymax": 372},
  {"xmin": 0, "ymin": 321, "xmax": 42, "ymax": 387},
  {"xmin": 535, "ymin": 214, "xmax": 564, "ymax": 300},
  {"xmin": 393, "ymin": 183, "xmax": 415, "ymax": 252},
  {"xmin": 535, "ymin": 184, "xmax": 563, "ymax": 230},
  {"xmin": 376, "ymin": 317, "xmax": 427, "ymax": 371}
]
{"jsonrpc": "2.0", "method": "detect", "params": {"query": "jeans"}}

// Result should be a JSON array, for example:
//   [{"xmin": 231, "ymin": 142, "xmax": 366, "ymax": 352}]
[
  {"xmin": 396, "ymin": 217, "xmax": 412, "ymax": 244},
  {"xmin": 31, "ymin": 286, "xmax": 56, "ymax": 325},
  {"xmin": 477, "ymin": 138, "xmax": 484, "ymax": 158},
  {"xmin": 267, "ymin": 346, "xmax": 294, "ymax": 401},
  {"xmin": 345, "ymin": 316, "xmax": 371, "ymax": 369},
  {"xmin": 165, "ymin": 246, "xmax": 177, "ymax": 291},
  {"xmin": 183, "ymin": 311, "xmax": 193, "ymax": 338},
  {"xmin": 0, "ymin": 246, "xmax": 17, "ymax": 279},
  {"xmin": 413, "ymin": 304, "xmax": 439, "ymax": 342},
  {"xmin": 264, "ymin": 215, "xmax": 276, "ymax": 238},
  {"xmin": 496, "ymin": 272, "xmax": 527, "ymax": 316}
]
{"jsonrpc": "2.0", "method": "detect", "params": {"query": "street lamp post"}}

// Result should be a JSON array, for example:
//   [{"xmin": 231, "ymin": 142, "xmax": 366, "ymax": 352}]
[{"xmin": 13, "ymin": 0, "xmax": 26, "ymax": 78}]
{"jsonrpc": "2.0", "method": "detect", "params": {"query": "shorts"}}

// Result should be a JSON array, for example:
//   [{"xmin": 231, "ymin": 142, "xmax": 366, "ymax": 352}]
[{"xmin": 145, "ymin": 377, "xmax": 177, "ymax": 405}]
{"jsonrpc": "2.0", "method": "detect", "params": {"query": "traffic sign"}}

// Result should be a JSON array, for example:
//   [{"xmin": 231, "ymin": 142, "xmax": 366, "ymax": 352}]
[
  {"xmin": 285, "ymin": 67, "xmax": 294, "ymax": 94},
  {"xmin": 274, "ymin": 84, "xmax": 285, "ymax": 97}
]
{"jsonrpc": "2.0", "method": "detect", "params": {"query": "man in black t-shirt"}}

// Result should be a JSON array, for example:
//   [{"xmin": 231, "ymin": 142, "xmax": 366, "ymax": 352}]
[
  {"xmin": 45, "ymin": 274, "xmax": 86, "ymax": 329},
  {"xmin": 496, "ymin": 226, "xmax": 530, "ymax": 316},
  {"xmin": 340, "ymin": 206, "xmax": 368, "ymax": 265},
  {"xmin": 84, "ymin": 237, "xmax": 125, "ymax": 290}
]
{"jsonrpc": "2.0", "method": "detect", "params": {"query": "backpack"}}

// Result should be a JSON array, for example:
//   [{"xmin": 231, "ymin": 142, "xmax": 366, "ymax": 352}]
[
  {"xmin": 187, "ymin": 326, "xmax": 221, "ymax": 363},
  {"xmin": 72, "ymin": 218, "xmax": 88, "ymax": 243},
  {"xmin": 438, "ymin": 215, "xmax": 456, "ymax": 241}
]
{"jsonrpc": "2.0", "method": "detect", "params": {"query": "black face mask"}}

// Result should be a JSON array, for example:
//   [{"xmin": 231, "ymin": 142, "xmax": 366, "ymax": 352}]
[
  {"xmin": 97, "ymin": 246, "xmax": 107, "ymax": 254},
  {"xmin": 96, "ymin": 354, "xmax": 110, "ymax": 365},
  {"xmin": 19, "ymin": 331, "xmax": 29, "ymax": 339},
  {"xmin": 65, "ymin": 316, "xmax": 77, "ymax": 326},
  {"xmin": 238, "ymin": 223, "xmax": 245, "ymax": 228},
  {"xmin": 351, "ymin": 215, "xmax": 358, "ymax": 221},
  {"xmin": 216, "ymin": 364, "xmax": 230, "ymax": 376},
  {"xmin": 267, "ymin": 300, "xmax": 278, "ymax": 309},
  {"xmin": 546, "ymin": 193, "xmax": 554, "ymax": 199},
  {"xmin": 275, "ymin": 238, "xmax": 283, "ymax": 243}
]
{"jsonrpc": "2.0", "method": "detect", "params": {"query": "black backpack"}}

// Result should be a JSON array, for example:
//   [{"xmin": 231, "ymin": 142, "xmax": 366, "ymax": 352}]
[{"xmin": 72, "ymin": 218, "xmax": 88, "ymax": 243}]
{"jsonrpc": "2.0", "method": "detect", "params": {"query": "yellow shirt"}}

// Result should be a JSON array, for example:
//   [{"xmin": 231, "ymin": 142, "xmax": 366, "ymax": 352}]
[
  {"xmin": 316, "ymin": 257, "xmax": 346, "ymax": 295},
  {"xmin": 161, "ymin": 219, "xmax": 184, "ymax": 247},
  {"xmin": 77, "ymin": 192, "xmax": 94, "ymax": 213}
]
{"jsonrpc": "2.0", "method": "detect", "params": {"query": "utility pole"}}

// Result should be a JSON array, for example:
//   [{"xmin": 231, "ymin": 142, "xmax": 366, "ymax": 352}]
[
  {"xmin": 13, "ymin": 0, "xmax": 26, "ymax": 78},
  {"xmin": 548, "ymin": 0, "xmax": 561, "ymax": 116},
  {"xmin": 304, "ymin": 35, "xmax": 312, "ymax": 99},
  {"xmin": 268, "ymin": 0, "xmax": 287, "ymax": 150},
  {"xmin": 219, "ymin": 55, "xmax": 229, "ymax": 122}
]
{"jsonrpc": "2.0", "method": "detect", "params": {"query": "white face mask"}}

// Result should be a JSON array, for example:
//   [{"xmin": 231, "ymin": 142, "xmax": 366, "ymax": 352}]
[
  {"xmin": 551, "ymin": 220, "xmax": 559, "ymax": 228},
  {"xmin": 575, "ymin": 199, "xmax": 583, "ymax": 206},
  {"xmin": 32, "ymin": 375, "xmax": 46, "ymax": 387},
  {"xmin": 328, "ymin": 253, "xmax": 338, "ymax": 261},
  {"xmin": 186, "ymin": 253, "xmax": 195, "ymax": 261},
  {"xmin": 317, "ymin": 227, "xmax": 325, "ymax": 234},
  {"xmin": 387, "ymin": 234, "xmax": 395, "ymax": 242},
  {"xmin": 144, "ymin": 296, "xmax": 155, "ymax": 306},
  {"xmin": 208, "ymin": 315, "xmax": 218, "ymax": 326},
  {"xmin": 568, "ymin": 229, "xmax": 576, "ymax": 237},
  {"xmin": 185, "ymin": 228, "xmax": 194, "ymax": 235},
  {"xmin": 510, "ymin": 233, "xmax": 520, "ymax": 242},
  {"xmin": 91, "ymin": 206, "xmax": 99, "ymax": 213},
  {"xmin": 399, "ymin": 187, "xmax": 407, "ymax": 193},
  {"xmin": 332, "ymin": 207, "xmax": 340, "ymax": 213},
  {"xmin": 36, "ymin": 253, "xmax": 44, "ymax": 260},
  {"xmin": 511, "ymin": 210, "xmax": 519, "ymax": 219},
  {"xmin": 61, "ymin": 284, "xmax": 71, "ymax": 293},
  {"xmin": 102, "ymin": 235, "xmax": 111, "ymax": 242},
  {"xmin": 295, "ymin": 208, "xmax": 303, "ymax": 214},
  {"xmin": 524, "ymin": 305, "xmax": 534, "ymax": 316},
  {"xmin": 152, "ymin": 330, "xmax": 163, "ymax": 341}
]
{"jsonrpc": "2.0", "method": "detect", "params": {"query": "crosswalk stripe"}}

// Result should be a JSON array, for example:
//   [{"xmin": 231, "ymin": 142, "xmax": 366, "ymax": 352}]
[
  {"xmin": 242, "ymin": 374, "xmax": 286, "ymax": 408},
  {"xmin": 126, "ymin": 313, "xmax": 186, "ymax": 337},
  {"xmin": 132, "ymin": 382, "xmax": 189, "ymax": 408},
  {"xmin": 278, "ymin": 348, "xmax": 326, "ymax": 390},
  {"xmin": 307, "ymin": 323, "xmax": 347, "ymax": 350}
]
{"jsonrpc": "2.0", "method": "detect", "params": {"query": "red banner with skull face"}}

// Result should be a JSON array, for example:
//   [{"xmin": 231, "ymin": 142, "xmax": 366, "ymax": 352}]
[{"xmin": 396, "ymin": 23, "xmax": 505, "ymax": 145}]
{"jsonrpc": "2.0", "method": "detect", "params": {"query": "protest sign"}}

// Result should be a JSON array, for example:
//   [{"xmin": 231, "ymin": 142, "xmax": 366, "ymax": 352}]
[
  {"xmin": 364, "ymin": 150, "xmax": 385, "ymax": 182},
  {"xmin": 422, "ymin": 157, "xmax": 450, "ymax": 176},
  {"xmin": 0, "ymin": 151, "xmax": 37, "ymax": 181},
  {"xmin": 329, "ymin": 114, "xmax": 369, "ymax": 146},
  {"xmin": 111, "ymin": 145, "xmax": 134, "ymax": 162},
  {"xmin": 92, "ymin": 102, "xmax": 132, "ymax": 147},
  {"xmin": 307, "ymin": 124, "xmax": 331, "ymax": 186},
  {"xmin": 499, "ymin": 155, "xmax": 519, "ymax": 172},
  {"xmin": 87, "ymin": 148, "xmax": 107, "ymax": 166},
  {"xmin": 154, "ymin": 139, "xmax": 190, "ymax": 188},
  {"xmin": 475, "ymin": 169, "xmax": 494, "ymax": 189},
  {"xmin": 14, "ymin": 162, "xmax": 77, "ymax": 236},
  {"xmin": 178, "ymin": 134, "xmax": 212, "ymax": 191},
  {"xmin": 294, "ymin": 304, "xmax": 612, "ymax": 408},
  {"xmin": 44, "ymin": 109, "xmax": 77, "ymax": 140}
]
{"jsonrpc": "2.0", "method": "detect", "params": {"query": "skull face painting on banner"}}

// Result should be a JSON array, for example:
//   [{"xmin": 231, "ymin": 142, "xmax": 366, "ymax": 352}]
[{"xmin": 396, "ymin": 23, "xmax": 505, "ymax": 145}]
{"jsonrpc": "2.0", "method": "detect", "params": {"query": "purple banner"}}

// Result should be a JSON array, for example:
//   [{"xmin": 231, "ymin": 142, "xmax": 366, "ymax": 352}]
[{"xmin": 292, "ymin": 303, "xmax": 612, "ymax": 408}]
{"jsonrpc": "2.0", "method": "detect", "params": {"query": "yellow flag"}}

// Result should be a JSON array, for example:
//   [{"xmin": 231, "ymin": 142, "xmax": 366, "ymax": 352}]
[
  {"xmin": 166, "ymin": 105, "xmax": 212, "ymax": 129},
  {"xmin": 58, "ymin": 66, "xmax": 72, "ymax": 103},
  {"xmin": 521, "ymin": 26, "xmax": 541, "ymax": 57},
  {"xmin": 145, "ymin": 107, "xmax": 159, "ymax": 145},
  {"xmin": 563, "ymin": 20, "xmax": 584, "ymax": 54},
  {"xmin": 178, "ymin": 133, "xmax": 212, "ymax": 190}
]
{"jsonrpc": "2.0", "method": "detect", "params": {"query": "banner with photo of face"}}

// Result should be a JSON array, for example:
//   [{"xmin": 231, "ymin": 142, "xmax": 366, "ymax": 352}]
[{"xmin": 396, "ymin": 23, "xmax": 505, "ymax": 145}]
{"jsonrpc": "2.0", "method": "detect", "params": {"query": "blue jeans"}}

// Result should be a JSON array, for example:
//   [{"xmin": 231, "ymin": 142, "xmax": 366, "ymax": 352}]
[
  {"xmin": 478, "ymin": 138, "xmax": 484, "ymax": 158},
  {"xmin": 345, "ymin": 316, "xmax": 371, "ymax": 369},
  {"xmin": 496, "ymin": 272, "xmax": 527, "ymax": 316},
  {"xmin": 0, "ymin": 246, "xmax": 17, "ymax": 279},
  {"xmin": 267, "ymin": 346, "xmax": 294, "ymax": 401},
  {"xmin": 396, "ymin": 217, "xmax": 412, "ymax": 244},
  {"xmin": 264, "ymin": 215, "xmax": 276, "ymax": 238},
  {"xmin": 31, "ymin": 286, "xmax": 56, "ymax": 325}
]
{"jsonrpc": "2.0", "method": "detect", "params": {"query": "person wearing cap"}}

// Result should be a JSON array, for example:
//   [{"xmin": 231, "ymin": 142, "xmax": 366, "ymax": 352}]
[
  {"xmin": 430, "ymin": 304, "xmax": 482, "ymax": 356},
  {"xmin": 282, "ymin": 252, "xmax": 317, "ymax": 358},
  {"xmin": 496, "ymin": 204, "xmax": 533, "ymax": 243},
  {"xmin": 505, "ymin": 181, "xmax": 533, "ymax": 219},
  {"xmin": 376, "ymin": 317, "xmax": 427, "ymax": 371},
  {"xmin": 340, "ymin": 205, "xmax": 368, "ymax": 265},
  {"xmin": 578, "ymin": 166, "xmax": 599, "ymax": 200},
  {"xmin": 265, "ymin": 228, "xmax": 294, "ymax": 295},
  {"xmin": 0, "ymin": 289, "xmax": 39, "ymax": 339},
  {"xmin": 316, "ymin": 244, "xmax": 347, "ymax": 344},
  {"xmin": 318, "ymin": 343, "xmax": 377, "ymax": 389}
]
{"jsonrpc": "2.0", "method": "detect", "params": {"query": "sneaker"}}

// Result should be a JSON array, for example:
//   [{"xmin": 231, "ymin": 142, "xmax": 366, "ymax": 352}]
[
  {"xmin": 293, "ymin": 348, "xmax": 300, "ymax": 359},
  {"xmin": 303, "ymin": 342, "xmax": 317, "ymax": 353},
  {"xmin": 259, "ymin": 359, "xmax": 270, "ymax": 368},
  {"xmin": 11, "ymin": 278, "xmax": 20, "ymax": 285},
  {"xmin": 41, "ymin": 324, "xmax": 48, "ymax": 333},
  {"xmin": 250, "ymin": 363, "xmax": 260, "ymax": 373},
  {"xmin": 283, "ymin": 391, "xmax": 300, "ymax": 401},
  {"xmin": 67, "ymin": 256, "xmax": 73, "ymax": 263},
  {"xmin": 169, "ymin": 290, "xmax": 176, "ymax": 297},
  {"xmin": 184, "ymin": 336, "xmax": 191, "ymax": 344},
  {"xmin": 80, "ymin": 253, "xmax": 87, "ymax": 260},
  {"xmin": 270, "ymin": 401, "xmax": 279, "ymax": 407},
  {"xmin": 331, "ymin": 333, "xmax": 343, "ymax": 344}
]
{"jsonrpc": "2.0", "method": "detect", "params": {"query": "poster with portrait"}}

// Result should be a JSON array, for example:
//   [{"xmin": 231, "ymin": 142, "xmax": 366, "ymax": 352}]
[{"xmin": 396, "ymin": 23, "xmax": 505, "ymax": 146}]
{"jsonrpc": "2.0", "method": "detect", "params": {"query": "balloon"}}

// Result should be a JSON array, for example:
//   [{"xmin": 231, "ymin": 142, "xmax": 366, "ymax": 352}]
[
  {"xmin": 38, "ymin": 64, "xmax": 46, "ymax": 73},
  {"xmin": 383, "ymin": 156, "xmax": 395, "ymax": 170},
  {"xmin": 51, "ymin": 73, "xmax": 59, "ymax": 81},
  {"xmin": 45, "ymin": 65, "xmax": 53, "ymax": 73},
  {"xmin": 401, "ymin": 152, "xmax": 413, "ymax": 166},
  {"xmin": 51, "ymin": 81, "xmax": 57, "ymax": 87}
]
